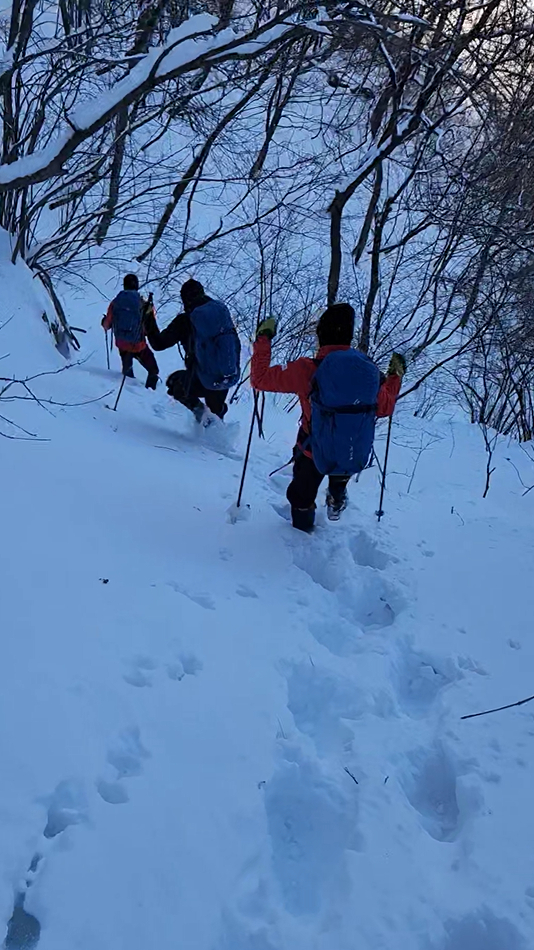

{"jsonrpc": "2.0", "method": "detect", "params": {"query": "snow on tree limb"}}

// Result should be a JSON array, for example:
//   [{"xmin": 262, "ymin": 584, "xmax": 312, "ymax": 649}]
[{"xmin": 0, "ymin": 12, "xmax": 307, "ymax": 192}]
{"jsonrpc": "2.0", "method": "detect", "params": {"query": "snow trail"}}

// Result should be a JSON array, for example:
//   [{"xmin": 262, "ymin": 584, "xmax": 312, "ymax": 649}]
[{"xmin": 2, "ymin": 279, "xmax": 534, "ymax": 948}]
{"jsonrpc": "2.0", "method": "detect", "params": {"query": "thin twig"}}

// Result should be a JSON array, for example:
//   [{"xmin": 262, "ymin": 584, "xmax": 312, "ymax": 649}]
[
  {"xmin": 0, "ymin": 413, "xmax": 42, "ymax": 439},
  {"xmin": 462, "ymin": 694, "xmax": 534, "ymax": 721},
  {"xmin": 344, "ymin": 767, "xmax": 359, "ymax": 785}
]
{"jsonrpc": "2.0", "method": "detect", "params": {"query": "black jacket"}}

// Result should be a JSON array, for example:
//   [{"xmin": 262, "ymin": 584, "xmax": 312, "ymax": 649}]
[{"xmin": 144, "ymin": 296, "xmax": 212, "ymax": 371}]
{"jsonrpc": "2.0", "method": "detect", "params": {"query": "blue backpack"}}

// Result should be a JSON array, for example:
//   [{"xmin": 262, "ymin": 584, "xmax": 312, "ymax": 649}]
[
  {"xmin": 111, "ymin": 290, "xmax": 145, "ymax": 344},
  {"xmin": 190, "ymin": 299, "xmax": 241, "ymax": 391},
  {"xmin": 310, "ymin": 349, "xmax": 380, "ymax": 476}
]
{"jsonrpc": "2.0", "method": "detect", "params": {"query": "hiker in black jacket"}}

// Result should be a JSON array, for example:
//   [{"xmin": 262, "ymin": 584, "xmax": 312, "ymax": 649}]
[{"xmin": 145, "ymin": 279, "xmax": 239, "ymax": 422}]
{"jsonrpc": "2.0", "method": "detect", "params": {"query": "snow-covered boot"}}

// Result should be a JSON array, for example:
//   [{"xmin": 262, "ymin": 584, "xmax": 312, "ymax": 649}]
[
  {"xmin": 326, "ymin": 489, "xmax": 348, "ymax": 521},
  {"xmin": 291, "ymin": 506, "xmax": 315, "ymax": 533}
]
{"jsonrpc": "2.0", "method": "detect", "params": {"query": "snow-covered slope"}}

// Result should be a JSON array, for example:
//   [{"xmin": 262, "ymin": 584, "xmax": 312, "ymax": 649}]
[{"xmin": 1, "ymin": 270, "xmax": 534, "ymax": 950}]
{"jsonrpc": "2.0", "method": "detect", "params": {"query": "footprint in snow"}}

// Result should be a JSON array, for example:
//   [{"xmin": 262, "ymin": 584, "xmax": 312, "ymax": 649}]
[
  {"xmin": 264, "ymin": 750, "xmax": 360, "ymax": 917},
  {"xmin": 97, "ymin": 780, "xmax": 129, "ymax": 805},
  {"xmin": 271, "ymin": 502, "xmax": 291, "ymax": 523},
  {"xmin": 293, "ymin": 541, "xmax": 400, "ymax": 628},
  {"xmin": 106, "ymin": 726, "xmax": 150, "ymax": 779},
  {"xmin": 97, "ymin": 727, "xmax": 150, "ymax": 804},
  {"xmin": 392, "ymin": 639, "xmax": 461, "ymax": 718},
  {"xmin": 349, "ymin": 530, "xmax": 391, "ymax": 570},
  {"xmin": 292, "ymin": 540, "xmax": 345, "ymax": 592},
  {"xmin": 180, "ymin": 653, "xmax": 203, "ymax": 675},
  {"xmin": 4, "ymin": 780, "xmax": 88, "ymax": 948},
  {"xmin": 285, "ymin": 661, "xmax": 366, "ymax": 756},
  {"xmin": 4, "ymin": 899, "xmax": 41, "ymax": 950},
  {"xmin": 123, "ymin": 654, "xmax": 158, "ymax": 687},
  {"xmin": 166, "ymin": 653, "xmax": 203, "ymax": 679},
  {"xmin": 338, "ymin": 575, "xmax": 398, "ymax": 629},
  {"xmin": 236, "ymin": 584, "xmax": 259, "ymax": 599},
  {"xmin": 43, "ymin": 779, "xmax": 87, "ymax": 838},
  {"xmin": 400, "ymin": 741, "xmax": 481, "ymax": 843},
  {"xmin": 308, "ymin": 616, "xmax": 366, "ymax": 657},
  {"xmin": 423, "ymin": 908, "xmax": 528, "ymax": 950},
  {"xmin": 456, "ymin": 655, "xmax": 488, "ymax": 676}
]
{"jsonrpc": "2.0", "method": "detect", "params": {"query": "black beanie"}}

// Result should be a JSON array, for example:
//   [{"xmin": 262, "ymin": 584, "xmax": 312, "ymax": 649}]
[
  {"xmin": 124, "ymin": 273, "xmax": 139, "ymax": 291},
  {"xmin": 181, "ymin": 278, "xmax": 204, "ymax": 306},
  {"xmin": 317, "ymin": 303, "xmax": 355, "ymax": 347}
]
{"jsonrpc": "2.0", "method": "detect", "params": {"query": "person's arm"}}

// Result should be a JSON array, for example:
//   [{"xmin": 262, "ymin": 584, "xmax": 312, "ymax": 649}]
[
  {"xmin": 376, "ymin": 373, "xmax": 401, "ymax": 417},
  {"xmin": 102, "ymin": 303, "xmax": 113, "ymax": 331},
  {"xmin": 145, "ymin": 312, "xmax": 189, "ymax": 352},
  {"xmin": 251, "ymin": 335, "xmax": 311, "ymax": 394}
]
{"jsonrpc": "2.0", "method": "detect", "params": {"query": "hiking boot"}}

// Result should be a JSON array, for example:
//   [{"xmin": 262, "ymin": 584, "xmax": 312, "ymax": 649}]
[
  {"xmin": 326, "ymin": 490, "xmax": 348, "ymax": 521},
  {"xmin": 145, "ymin": 374, "xmax": 158, "ymax": 390},
  {"xmin": 123, "ymin": 368, "xmax": 135, "ymax": 379},
  {"xmin": 291, "ymin": 506, "xmax": 315, "ymax": 533}
]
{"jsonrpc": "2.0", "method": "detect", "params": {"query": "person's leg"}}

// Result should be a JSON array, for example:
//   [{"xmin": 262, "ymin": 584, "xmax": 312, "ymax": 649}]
[
  {"xmin": 286, "ymin": 452, "xmax": 324, "ymax": 532},
  {"xmin": 119, "ymin": 350, "xmax": 134, "ymax": 378},
  {"xmin": 204, "ymin": 388, "xmax": 229, "ymax": 419},
  {"xmin": 167, "ymin": 370, "xmax": 204, "ymax": 418},
  {"xmin": 135, "ymin": 346, "xmax": 159, "ymax": 389},
  {"xmin": 326, "ymin": 475, "xmax": 350, "ymax": 520}
]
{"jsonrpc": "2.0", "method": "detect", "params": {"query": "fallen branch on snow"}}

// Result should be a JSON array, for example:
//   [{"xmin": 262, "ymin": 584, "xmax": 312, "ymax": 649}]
[{"xmin": 461, "ymin": 694, "xmax": 534, "ymax": 720}]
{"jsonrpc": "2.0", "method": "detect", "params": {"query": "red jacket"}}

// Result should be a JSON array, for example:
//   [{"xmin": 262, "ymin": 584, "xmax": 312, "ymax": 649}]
[
  {"xmin": 102, "ymin": 300, "xmax": 156, "ymax": 353},
  {"xmin": 251, "ymin": 338, "xmax": 400, "ymax": 453}
]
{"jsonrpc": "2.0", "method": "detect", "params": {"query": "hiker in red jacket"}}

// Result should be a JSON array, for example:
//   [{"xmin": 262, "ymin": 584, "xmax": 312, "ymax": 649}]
[
  {"xmin": 251, "ymin": 303, "xmax": 404, "ymax": 532},
  {"xmin": 102, "ymin": 274, "xmax": 159, "ymax": 390}
]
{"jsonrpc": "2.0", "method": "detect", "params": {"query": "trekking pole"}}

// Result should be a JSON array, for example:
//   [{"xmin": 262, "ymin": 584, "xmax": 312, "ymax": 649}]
[
  {"xmin": 376, "ymin": 415, "xmax": 393, "ymax": 521},
  {"xmin": 236, "ymin": 391, "xmax": 259, "ymax": 508},
  {"xmin": 107, "ymin": 373, "xmax": 127, "ymax": 412},
  {"xmin": 268, "ymin": 457, "xmax": 293, "ymax": 478},
  {"xmin": 253, "ymin": 390, "xmax": 265, "ymax": 438},
  {"xmin": 105, "ymin": 329, "xmax": 110, "ymax": 370}
]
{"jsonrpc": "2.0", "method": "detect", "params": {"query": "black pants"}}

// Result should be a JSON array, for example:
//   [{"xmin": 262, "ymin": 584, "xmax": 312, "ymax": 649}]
[
  {"xmin": 167, "ymin": 369, "xmax": 228, "ymax": 419},
  {"xmin": 119, "ymin": 347, "xmax": 159, "ymax": 380},
  {"xmin": 286, "ymin": 451, "xmax": 350, "ymax": 510}
]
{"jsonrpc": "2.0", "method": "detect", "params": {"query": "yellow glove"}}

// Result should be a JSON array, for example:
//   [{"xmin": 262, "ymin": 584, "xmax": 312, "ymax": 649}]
[{"xmin": 256, "ymin": 318, "xmax": 277, "ymax": 341}]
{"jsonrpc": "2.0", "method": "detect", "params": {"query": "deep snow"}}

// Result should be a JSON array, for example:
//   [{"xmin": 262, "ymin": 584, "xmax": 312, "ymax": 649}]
[{"xmin": 1, "ymin": 256, "xmax": 534, "ymax": 950}]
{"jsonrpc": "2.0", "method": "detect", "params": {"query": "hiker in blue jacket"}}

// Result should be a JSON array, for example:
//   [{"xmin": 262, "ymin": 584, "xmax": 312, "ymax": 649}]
[{"xmin": 144, "ymin": 279, "xmax": 240, "ymax": 423}]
